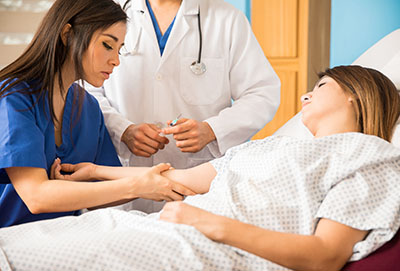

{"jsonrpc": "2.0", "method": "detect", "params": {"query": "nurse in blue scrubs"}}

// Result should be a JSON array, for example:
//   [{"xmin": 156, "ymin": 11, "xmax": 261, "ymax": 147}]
[{"xmin": 0, "ymin": 0, "xmax": 193, "ymax": 228}]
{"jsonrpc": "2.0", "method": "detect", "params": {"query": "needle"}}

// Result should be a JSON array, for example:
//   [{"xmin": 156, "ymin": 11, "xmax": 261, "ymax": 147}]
[{"xmin": 170, "ymin": 113, "xmax": 182, "ymax": 127}]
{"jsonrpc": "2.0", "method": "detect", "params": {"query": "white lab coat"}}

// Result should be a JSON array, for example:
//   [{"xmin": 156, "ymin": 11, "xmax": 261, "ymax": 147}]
[{"xmin": 87, "ymin": 0, "xmax": 280, "ymax": 211}]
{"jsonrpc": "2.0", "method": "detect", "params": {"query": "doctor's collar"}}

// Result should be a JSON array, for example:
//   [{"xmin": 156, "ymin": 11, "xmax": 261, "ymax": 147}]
[{"xmin": 123, "ymin": 0, "xmax": 201, "ymax": 16}]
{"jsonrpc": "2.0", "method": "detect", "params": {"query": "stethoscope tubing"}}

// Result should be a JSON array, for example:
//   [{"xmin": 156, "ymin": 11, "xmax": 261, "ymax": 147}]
[
  {"xmin": 122, "ymin": 2, "xmax": 205, "ymax": 75},
  {"xmin": 196, "ymin": 7, "xmax": 202, "ymax": 65}
]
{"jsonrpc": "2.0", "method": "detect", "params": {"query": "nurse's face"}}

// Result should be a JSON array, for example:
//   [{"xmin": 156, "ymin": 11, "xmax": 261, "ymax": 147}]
[
  {"xmin": 82, "ymin": 22, "xmax": 126, "ymax": 87},
  {"xmin": 301, "ymin": 76, "xmax": 354, "ymax": 132}
]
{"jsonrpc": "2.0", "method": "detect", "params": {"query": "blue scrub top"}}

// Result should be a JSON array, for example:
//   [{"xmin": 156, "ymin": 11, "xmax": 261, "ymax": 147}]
[
  {"xmin": 0, "ymin": 80, "xmax": 121, "ymax": 228},
  {"xmin": 146, "ymin": 0, "xmax": 176, "ymax": 56}
]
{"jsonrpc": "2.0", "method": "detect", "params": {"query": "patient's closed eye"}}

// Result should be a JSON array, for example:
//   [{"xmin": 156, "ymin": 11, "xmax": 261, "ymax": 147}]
[{"xmin": 318, "ymin": 82, "xmax": 326, "ymax": 88}]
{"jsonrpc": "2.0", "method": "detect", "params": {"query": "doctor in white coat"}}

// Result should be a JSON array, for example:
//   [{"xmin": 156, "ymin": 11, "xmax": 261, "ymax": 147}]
[{"xmin": 87, "ymin": 0, "xmax": 280, "ymax": 212}]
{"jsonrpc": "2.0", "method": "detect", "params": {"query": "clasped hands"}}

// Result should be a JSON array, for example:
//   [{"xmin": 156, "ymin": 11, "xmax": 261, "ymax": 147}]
[
  {"xmin": 50, "ymin": 158, "xmax": 222, "ymax": 239},
  {"xmin": 121, "ymin": 118, "xmax": 216, "ymax": 157}
]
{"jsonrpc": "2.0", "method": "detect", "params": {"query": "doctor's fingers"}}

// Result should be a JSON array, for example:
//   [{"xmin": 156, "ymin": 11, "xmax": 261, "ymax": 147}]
[
  {"xmin": 162, "ymin": 118, "xmax": 192, "ymax": 135},
  {"xmin": 129, "ymin": 135, "xmax": 166, "ymax": 156},
  {"xmin": 138, "ymin": 135, "xmax": 166, "ymax": 150},
  {"xmin": 129, "ymin": 123, "xmax": 168, "ymax": 146},
  {"xmin": 139, "ymin": 126, "xmax": 169, "ymax": 147},
  {"xmin": 175, "ymin": 138, "xmax": 205, "ymax": 153},
  {"xmin": 173, "ymin": 128, "xmax": 201, "ymax": 141},
  {"xmin": 130, "ymin": 142, "xmax": 159, "ymax": 157}
]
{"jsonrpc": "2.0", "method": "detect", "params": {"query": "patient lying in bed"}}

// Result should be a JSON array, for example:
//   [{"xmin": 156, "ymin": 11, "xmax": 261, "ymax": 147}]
[{"xmin": 0, "ymin": 65, "xmax": 399, "ymax": 271}]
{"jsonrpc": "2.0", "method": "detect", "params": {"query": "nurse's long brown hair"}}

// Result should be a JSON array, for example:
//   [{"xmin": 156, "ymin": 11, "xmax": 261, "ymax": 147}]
[
  {"xmin": 0, "ymin": 0, "xmax": 127, "ymax": 124},
  {"xmin": 320, "ymin": 65, "xmax": 400, "ymax": 142}
]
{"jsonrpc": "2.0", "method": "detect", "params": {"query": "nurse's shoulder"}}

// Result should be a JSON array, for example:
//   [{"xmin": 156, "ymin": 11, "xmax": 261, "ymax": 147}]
[
  {"xmin": 73, "ymin": 82, "xmax": 105, "ymax": 120},
  {"xmin": 0, "ymin": 79, "xmax": 42, "ymax": 108}
]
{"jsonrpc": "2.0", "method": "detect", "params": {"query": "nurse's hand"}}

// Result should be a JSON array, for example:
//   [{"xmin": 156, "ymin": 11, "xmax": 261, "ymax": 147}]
[
  {"xmin": 162, "ymin": 119, "xmax": 216, "ymax": 153},
  {"xmin": 122, "ymin": 123, "xmax": 169, "ymax": 157},
  {"xmin": 51, "ymin": 159, "xmax": 96, "ymax": 181},
  {"xmin": 131, "ymin": 163, "xmax": 196, "ymax": 202}
]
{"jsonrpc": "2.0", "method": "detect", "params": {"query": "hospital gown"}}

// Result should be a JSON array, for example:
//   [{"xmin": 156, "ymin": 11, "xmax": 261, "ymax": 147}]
[
  {"xmin": 0, "ymin": 80, "xmax": 121, "ymax": 228},
  {"xmin": 0, "ymin": 133, "xmax": 399, "ymax": 270}
]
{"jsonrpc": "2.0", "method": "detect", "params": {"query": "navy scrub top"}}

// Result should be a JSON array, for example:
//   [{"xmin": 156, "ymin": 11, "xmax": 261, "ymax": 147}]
[
  {"xmin": 0, "ymin": 80, "xmax": 121, "ymax": 228},
  {"xmin": 146, "ymin": 0, "xmax": 176, "ymax": 56}
]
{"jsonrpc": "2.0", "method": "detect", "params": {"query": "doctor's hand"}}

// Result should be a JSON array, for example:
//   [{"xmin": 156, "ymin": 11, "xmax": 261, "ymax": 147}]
[
  {"xmin": 122, "ymin": 123, "xmax": 169, "ymax": 157},
  {"xmin": 162, "ymin": 119, "xmax": 216, "ymax": 153}
]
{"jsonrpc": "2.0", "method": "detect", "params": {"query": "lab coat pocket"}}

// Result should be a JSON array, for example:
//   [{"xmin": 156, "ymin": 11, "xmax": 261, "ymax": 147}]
[{"xmin": 180, "ymin": 57, "xmax": 224, "ymax": 105}]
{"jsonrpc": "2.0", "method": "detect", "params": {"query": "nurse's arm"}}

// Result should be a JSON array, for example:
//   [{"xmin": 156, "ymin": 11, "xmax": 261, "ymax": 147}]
[
  {"xmin": 5, "ymin": 165, "xmax": 189, "ymax": 214},
  {"xmin": 96, "ymin": 162, "xmax": 217, "ymax": 194},
  {"xmin": 57, "ymin": 161, "xmax": 216, "ymax": 194}
]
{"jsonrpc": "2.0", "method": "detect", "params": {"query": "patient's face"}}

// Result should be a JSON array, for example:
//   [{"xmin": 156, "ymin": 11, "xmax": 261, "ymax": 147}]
[
  {"xmin": 301, "ymin": 76, "xmax": 353, "ymax": 133},
  {"xmin": 81, "ymin": 22, "xmax": 126, "ymax": 87}
]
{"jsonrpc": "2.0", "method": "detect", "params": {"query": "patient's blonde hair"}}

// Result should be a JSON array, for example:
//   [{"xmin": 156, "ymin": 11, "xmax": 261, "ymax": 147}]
[{"xmin": 320, "ymin": 65, "xmax": 400, "ymax": 142}]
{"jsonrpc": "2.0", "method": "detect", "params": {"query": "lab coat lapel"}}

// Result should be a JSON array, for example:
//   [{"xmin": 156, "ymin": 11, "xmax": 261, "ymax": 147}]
[{"xmin": 158, "ymin": 0, "xmax": 199, "ymax": 68}]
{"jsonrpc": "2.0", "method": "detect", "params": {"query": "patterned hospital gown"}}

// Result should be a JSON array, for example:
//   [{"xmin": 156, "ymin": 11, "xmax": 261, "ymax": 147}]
[{"xmin": 0, "ymin": 133, "xmax": 399, "ymax": 271}]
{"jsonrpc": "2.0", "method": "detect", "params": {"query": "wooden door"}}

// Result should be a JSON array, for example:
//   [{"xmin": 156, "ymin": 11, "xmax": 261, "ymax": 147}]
[{"xmin": 251, "ymin": 0, "xmax": 331, "ymax": 139}]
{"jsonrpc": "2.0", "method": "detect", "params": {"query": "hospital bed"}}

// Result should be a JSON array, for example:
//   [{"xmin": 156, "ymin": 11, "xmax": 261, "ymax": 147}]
[
  {"xmin": 0, "ymin": 30, "xmax": 399, "ymax": 271},
  {"xmin": 274, "ymin": 28, "xmax": 400, "ymax": 271}
]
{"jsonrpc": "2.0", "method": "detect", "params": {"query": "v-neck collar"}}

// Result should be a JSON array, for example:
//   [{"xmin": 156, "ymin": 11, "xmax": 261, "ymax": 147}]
[
  {"xmin": 54, "ymin": 86, "xmax": 73, "ymax": 153},
  {"xmin": 145, "ymin": 0, "xmax": 177, "ymax": 56}
]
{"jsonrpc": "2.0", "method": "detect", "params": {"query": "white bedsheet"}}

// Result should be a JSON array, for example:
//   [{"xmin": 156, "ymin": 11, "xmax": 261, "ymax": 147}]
[{"xmin": 0, "ymin": 133, "xmax": 399, "ymax": 271}]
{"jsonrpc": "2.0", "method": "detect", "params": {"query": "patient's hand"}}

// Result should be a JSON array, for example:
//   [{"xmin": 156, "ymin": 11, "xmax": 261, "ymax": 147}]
[
  {"xmin": 51, "ymin": 158, "xmax": 96, "ymax": 181},
  {"xmin": 160, "ymin": 201, "xmax": 224, "ymax": 241}
]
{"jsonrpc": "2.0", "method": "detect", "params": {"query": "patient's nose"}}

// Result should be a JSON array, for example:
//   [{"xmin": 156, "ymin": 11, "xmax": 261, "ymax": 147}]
[{"xmin": 301, "ymin": 94, "xmax": 311, "ymax": 103}]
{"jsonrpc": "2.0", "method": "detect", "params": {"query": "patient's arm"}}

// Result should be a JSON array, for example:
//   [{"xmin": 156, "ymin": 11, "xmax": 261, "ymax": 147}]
[
  {"xmin": 161, "ymin": 163, "xmax": 216, "ymax": 194},
  {"xmin": 160, "ymin": 202, "xmax": 368, "ymax": 271},
  {"xmin": 54, "ymin": 160, "xmax": 216, "ymax": 194}
]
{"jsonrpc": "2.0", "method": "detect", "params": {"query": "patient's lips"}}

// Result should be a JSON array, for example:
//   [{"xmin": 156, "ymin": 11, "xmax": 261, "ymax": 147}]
[{"xmin": 302, "ymin": 101, "xmax": 311, "ymax": 108}]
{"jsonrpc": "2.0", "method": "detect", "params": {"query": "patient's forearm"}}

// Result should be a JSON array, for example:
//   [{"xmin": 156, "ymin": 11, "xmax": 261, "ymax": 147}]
[
  {"xmin": 161, "ymin": 202, "xmax": 363, "ymax": 270},
  {"xmin": 161, "ymin": 162, "xmax": 216, "ymax": 194},
  {"xmin": 209, "ymin": 218, "xmax": 361, "ymax": 271}
]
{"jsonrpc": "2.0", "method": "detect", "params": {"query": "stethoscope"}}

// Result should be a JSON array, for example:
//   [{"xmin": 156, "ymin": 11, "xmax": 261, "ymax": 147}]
[
  {"xmin": 190, "ymin": 7, "xmax": 206, "ymax": 75},
  {"xmin": 121, "ymin": 4, "xmax": 206, "ymax": 76}
]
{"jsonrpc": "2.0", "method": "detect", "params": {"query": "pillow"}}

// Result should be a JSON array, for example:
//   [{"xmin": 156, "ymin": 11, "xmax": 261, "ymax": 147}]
[
  {"xmin": 342, "ymin": 229, "xmax": 400, "ymax": 271},
  {"xmin": 273, "ymin": 112, "xmax": 400, "ymax": 149},
  {"xmin": 392, "ymin": 116, "xmax": 400, "ymax": 148},
  {"xmin": 353, "ymin": 29, "xmax": 400, "ymax": 89},
  {"xmin": 273, "ymin": 112, "xmax": 312, "ymax": 139}
]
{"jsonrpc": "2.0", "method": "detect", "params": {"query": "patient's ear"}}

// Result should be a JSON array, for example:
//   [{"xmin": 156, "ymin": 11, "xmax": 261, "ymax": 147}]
[
  {"xmin": 60, "ymin": 24, "xmax": 72, "ymax": 46},
  {"xmin": 347, "ymin": 94, "xmax": 358, "ymax": 103}
]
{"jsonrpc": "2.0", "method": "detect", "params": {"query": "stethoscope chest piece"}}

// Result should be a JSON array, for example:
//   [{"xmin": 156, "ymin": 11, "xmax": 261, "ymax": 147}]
[
  {"xmin": 190, "ymin": 61, "xmax": 206, "ymax": 75},
  {"xmin": 189, "ymin": 6, "xmax": 206, "ymax": 76}
]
